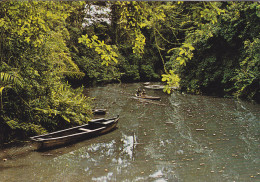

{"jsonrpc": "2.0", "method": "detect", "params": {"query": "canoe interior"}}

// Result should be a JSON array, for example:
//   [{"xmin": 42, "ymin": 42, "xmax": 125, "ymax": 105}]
[{"xmin": 32, "ymin": 123, "xmax": 103, "ymax": 140}]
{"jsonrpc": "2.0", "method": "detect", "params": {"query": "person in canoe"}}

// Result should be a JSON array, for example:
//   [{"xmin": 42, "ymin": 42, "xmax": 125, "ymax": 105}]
[
  {"xmin": 141, "ymin": 89, "xmax": 146, "ymax": 97},
  {"xmin": 136, "ymin": 88, "xmax": 142, "ymax": 96}
]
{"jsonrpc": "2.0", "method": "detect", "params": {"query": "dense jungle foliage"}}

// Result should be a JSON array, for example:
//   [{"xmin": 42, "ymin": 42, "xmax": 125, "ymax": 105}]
[{"xmin": 0, "ymin": 1, "xmax": 259, "ymax": 144}]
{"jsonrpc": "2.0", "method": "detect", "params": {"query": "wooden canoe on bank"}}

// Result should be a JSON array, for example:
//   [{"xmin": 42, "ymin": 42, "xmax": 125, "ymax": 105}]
[
  {"xmin": 30, "ymin": 116, "xmax": 119, "ymax": 150},
  {"xmin": 134, "ymin": 94, "xmax": 161, "ymax": 100}
]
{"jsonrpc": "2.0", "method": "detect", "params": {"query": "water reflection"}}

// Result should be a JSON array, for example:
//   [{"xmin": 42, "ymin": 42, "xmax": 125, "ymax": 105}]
[{"xmin": 0, "ymin": 83, "xmax": 259, "ymax": 182}]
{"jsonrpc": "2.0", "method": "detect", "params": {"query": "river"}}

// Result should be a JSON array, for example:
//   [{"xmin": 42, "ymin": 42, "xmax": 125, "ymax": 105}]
[{"xmin": 0, "ymin": 83, "xmax": 259, "ymax": 182}]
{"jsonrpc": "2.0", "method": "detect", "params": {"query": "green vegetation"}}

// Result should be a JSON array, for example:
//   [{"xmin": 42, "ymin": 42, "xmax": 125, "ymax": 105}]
[
  {"xmin": 0, "ymin": 1, "xmax": 259, "ymax": 143},
  {"xmin": 0, "ymin": 1, "xmax": 92, "ymax": 143},
  {"xmin": 177, "ymin": 2, "xmax": 260, "ymax": 101}
]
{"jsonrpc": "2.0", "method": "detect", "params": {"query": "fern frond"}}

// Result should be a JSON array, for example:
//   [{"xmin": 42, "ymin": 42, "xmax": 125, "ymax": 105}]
[
  {"xmin": 64, "ymin": 56, "xmax": 80, "ymax": 71},
  {"xmin": 0, "ymin": 72, "xmax": 24, "ymax": 88}
]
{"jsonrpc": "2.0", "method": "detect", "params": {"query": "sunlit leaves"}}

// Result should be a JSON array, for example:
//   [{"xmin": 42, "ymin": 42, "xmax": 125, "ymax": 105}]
[
  {"xmin": 199, "ymin": 2, "xmax": 225, "ymax": 25},
  {"xmin": 0, "ymin": 87, "xmax": 4, "ymax": 93},
  {"xmin": 79, "ymin": 34, "xmax": 118, "ymax": 66},
  {"xmin": 133, "ymin": 30, "xmax": 146, "ymax": 55},
  {"xmin": 0, "ymin": 1, "xmax": 93, "ymax": 138},
  {"xmin": 161, "ymin": 70, "xmax": 180, "ymax": 94},
  {"xmin": 0, "ymin": 1, "xmax": 73, "ymax": 47},
  {"xmin": 233, "ymin": 38, "xmax": 260, "ymax": 98},
  {"xmin": 160, "ymin": 2, "xmax": 227, "ymax": 95},
  {"xmin": 116, "ymin": 1, "xmax": 167, "ymax": 56}
]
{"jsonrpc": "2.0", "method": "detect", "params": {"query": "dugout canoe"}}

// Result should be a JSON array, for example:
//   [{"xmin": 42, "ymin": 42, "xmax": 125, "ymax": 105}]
[
  {"xmin": 144, "ymin": 84, "xmax": 179, "ymax": 90},
  {"xmin": 144, "ymin": 85, "xmax": 164, "ymax": 90},
  {"xmin": 92, "ymin": 109, "xmax": 107, "ymax": 115},
  {"xmin": 30, "ymin": 116, "xmax": 119, "ymax": 150},
  {"xmin": 135, "ymin": 94, "xmax": 161, "ymax": 100}
]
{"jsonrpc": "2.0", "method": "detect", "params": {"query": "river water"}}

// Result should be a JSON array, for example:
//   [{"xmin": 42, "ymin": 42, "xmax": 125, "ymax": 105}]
[{"xmin": 0, "ymin": 83, "xmax": 259, "ymax": 182}]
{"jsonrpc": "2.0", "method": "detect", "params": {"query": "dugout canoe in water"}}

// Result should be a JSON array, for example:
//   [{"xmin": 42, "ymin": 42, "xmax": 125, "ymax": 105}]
[
  {"xmin": 134, "ymin": 94, "xmax": 161, "ymax": 100},
  {"xmin": 30, "ymin": 116, "xmax": 119, "ymax": 150},
  {"xmin": 144, "ymin": 85, "xmax": 164, "ymax": 90}
]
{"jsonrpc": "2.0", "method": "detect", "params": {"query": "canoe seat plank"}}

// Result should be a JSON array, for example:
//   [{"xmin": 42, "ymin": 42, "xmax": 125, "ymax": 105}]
[
  {"xmin": 78, "ymin": 128, "xmax": 92, "ymax": 132},
  {"xmin": 78, "ymin": 127, "xmax": 106, "ymax": 132}
]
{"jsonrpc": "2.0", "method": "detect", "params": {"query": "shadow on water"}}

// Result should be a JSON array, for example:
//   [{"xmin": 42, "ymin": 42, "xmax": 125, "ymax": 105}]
[{"xmin": 0, "ymin": 83, "xmax": 259, "ymax": 182}]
